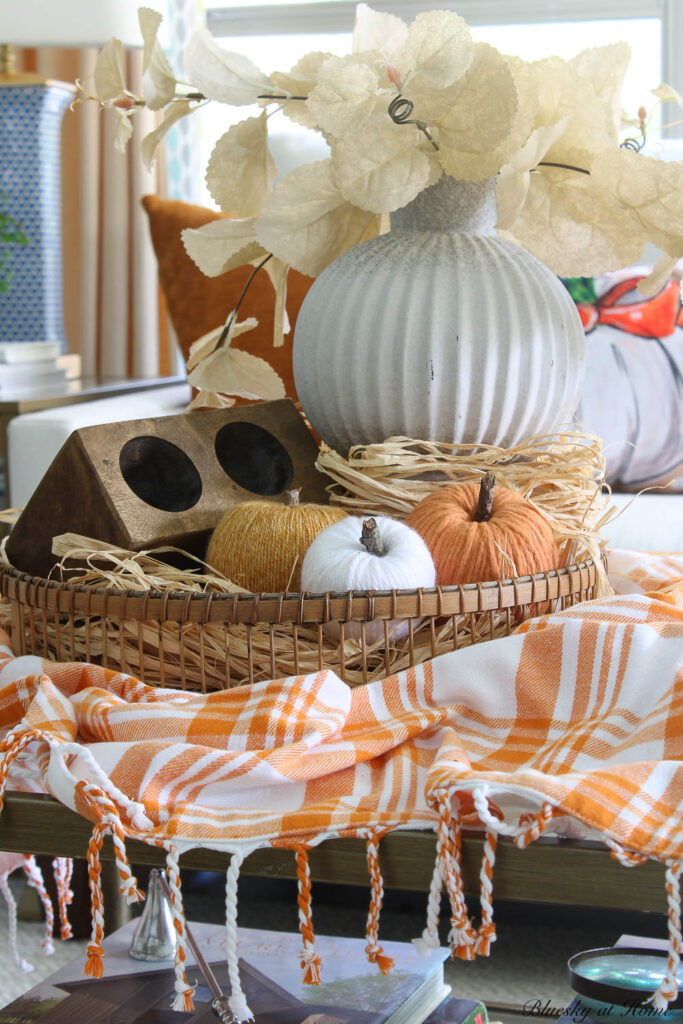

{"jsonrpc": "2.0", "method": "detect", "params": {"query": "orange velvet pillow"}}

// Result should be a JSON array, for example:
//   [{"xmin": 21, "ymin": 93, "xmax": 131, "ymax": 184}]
[{"xmin": 141, "ymin": 195, "xmax": 314, "ymax": 402}]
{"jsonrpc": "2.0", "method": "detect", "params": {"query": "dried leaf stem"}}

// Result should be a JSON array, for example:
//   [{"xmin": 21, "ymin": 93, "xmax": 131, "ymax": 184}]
[
  {"xmin": 257, "ymin": 94, "xmax": 308, "ymax": 101},
  {"xmin": 212, "ymin": 252, "xmax": 273, "ymax": 355}
]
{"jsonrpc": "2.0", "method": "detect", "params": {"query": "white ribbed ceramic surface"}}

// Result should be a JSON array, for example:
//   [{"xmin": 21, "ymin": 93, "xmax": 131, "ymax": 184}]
[{"xmin": 293, "ymin": 176, "xmax": 586, "ymax": 454}]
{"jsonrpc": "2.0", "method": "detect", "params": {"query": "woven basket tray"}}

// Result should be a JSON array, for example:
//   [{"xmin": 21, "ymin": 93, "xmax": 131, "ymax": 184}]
[{"xmin": 0, "ymin": 561, "xmax": 596, "ymax": 691}]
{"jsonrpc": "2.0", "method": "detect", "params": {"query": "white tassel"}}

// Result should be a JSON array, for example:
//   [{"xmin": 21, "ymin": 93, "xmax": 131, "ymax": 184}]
[
  {"xmin": 648, "ymin": 860, "xmax": 681, "ymax": 1010},
  {"xmin": 413, "ymin": 849, "xmax": 442, "ymax": 956},
  {"xmin": 471, "ymin": 787, "xmax": 518, "ymax": 836},
  {"xmin": 412, "ymin": 928, "xmax": 441, "ymax": 956},
  {"xmin": 0, "ymin": 872, "xmax": 33, "ymax": 973},
  {"xmin": 23, "ymin": 856, "xmax": 54, "ymax": 955},
  {"xmin": 163, "ymin": 845, "xmax": 195, "ymax": 1013},
  {"xmin": 225, "ymin": 850, "xmax": 254, "ymax": 1023}
]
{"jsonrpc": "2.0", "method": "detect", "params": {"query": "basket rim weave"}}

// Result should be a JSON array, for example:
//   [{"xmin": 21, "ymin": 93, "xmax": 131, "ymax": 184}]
[{"xmin": 0, "ymin": 560, "xmax": 596, "ymax": 627}]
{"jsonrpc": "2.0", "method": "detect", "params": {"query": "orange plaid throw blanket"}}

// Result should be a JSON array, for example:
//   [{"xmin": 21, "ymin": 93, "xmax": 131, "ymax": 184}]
[{"xmin": 0, "ymin": 549, "xmax": 682, "ymax": 1015}]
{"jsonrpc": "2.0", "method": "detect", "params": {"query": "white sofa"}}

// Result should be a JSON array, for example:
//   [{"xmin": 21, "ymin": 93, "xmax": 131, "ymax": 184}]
[
  {"xmin": 605, "ymin": 491, "xmax": 683, "ymax": 551},
  {"xmin": 6, "ymin": 385, "xmax": 683, "ymax": 552}
]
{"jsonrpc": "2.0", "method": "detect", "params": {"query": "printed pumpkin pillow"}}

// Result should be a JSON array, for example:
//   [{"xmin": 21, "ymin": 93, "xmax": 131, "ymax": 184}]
[
  {"xmin": 568, "ymin": 267, "xmax": 683, "ymax": 492},
  {"xmin": 141, "ymin": 195, "xmax": 314, "ymax": 404}
]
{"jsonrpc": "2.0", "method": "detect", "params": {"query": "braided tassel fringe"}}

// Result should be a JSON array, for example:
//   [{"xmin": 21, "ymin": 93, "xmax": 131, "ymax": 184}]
[
  {"xmin": 0, "ymin": 730, "xmax": 43, "ymax": 811},
  {"xmin": 364, "ymin": 831, "xmax": 394, "ymax": 975},
  {"xmin": 413, "ymin": 847, "xmax": 443, "ymax": 956},
  {"xmin": 295, "ymin": 846, "xmax": 322, "ymax": 985},
  {"xmin": 53, "ymin": 857, "xmax": 74, "ymax": 940},
  {"xmin": 0, "ymin": 870, "xmax": 33, "ymax": 972},
  {"xmin": 225, "ymin": 849, "xmax": 253, "ymax": 1022},
  {"xmin": 76, "ymin": 781, "xmax": 144, "ymax": 906},
  {"xmin": 23, "ymin": 856, "xmax": 55, "ymax": 955},
  {"xmin": 514, "ymin": 804, "xmax": 555, "ymax": 849},
  {"xmin": 649, "ymin": 859, "xmax": 681, "ymax": 1010},
  {"xmin": 473, "ymin": 831, "xmax": 497, "ymax": 956},
  {"xmin": 605, "ymin": 837, "xmax": 649, "ymax": 867},
  {"xmin": 164, "ymin": 845, "xmax": 195, "ymax": 1012},
  {"xmin": 108, "ymin": 818, "xmax": 145, "ymax": 905},
  {"xmin": 84, "ymin": 825, "xmax": 106, "ymax": 978},
  {"xmin": 438, "ymin": 794, "xmax": 476, "ymax": 961}
]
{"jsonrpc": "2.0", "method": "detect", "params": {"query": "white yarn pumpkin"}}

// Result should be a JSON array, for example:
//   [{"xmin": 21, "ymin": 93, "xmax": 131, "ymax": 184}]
[{"xmin": 300, "ymin": 515, "xmax": 436, "ymax": 642}]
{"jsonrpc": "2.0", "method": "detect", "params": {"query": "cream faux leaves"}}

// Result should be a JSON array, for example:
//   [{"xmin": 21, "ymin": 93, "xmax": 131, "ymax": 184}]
[
  {"xmin": 206, "ymin": 113, "xmax": 278, "ymax": 218},
  {"xmin": 187, "ymin": 318, "xmax": 285, "ymax": 410},
  {"xmin": 184, "ymin": 29, "xmax": 271, "ymax": 105},
  {"xmin": 82, "ymin": 2, "xmax": 683, "ymax": 292},
  {"xmin": 256, "ymin": 161, "xmax": 379, "ymax": 276},
  {"xmin": 139, "ymin": 7, "xmax": 176, "ymax": 110},
  {"xmin": 182, "ymin": 219, "xmax": 267, "ymax": 277}
]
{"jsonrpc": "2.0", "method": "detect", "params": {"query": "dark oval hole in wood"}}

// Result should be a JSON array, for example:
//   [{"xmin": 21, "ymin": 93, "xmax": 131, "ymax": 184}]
[
  {"xmin": 214, "ymin": 421, "xmax": 294, "ymax": 496},
  {"xmin": 119, "ymin": 435, "xmax": 203, "ymax": 512}
]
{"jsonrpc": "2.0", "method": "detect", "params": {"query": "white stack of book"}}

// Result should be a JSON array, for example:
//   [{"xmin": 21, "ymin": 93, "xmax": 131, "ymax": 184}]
[
  {"xmin": 0, "ymin": 918, "xmax": 489, "ymax": 1024},
  {"xmin": 0, "ymin": 341, "xmax": 71, "ymax": 390}
]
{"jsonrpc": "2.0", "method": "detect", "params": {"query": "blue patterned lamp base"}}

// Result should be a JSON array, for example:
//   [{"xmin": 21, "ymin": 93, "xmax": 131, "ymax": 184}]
[{"xmin": 0, "ymin": 80, "xmax": 74, "ymax": 348}]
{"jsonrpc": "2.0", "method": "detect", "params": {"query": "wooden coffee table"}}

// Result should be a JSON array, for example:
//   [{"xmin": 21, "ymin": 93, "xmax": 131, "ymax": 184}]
[{"xmin": 0, "ymin": 791, "xmax": 667, "ymax": 915}]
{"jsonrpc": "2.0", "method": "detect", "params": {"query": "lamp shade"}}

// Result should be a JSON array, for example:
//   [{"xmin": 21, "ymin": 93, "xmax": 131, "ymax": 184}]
[{"xmin": 0, "ymin": 0, "xmax": 146, "ymax": 49}]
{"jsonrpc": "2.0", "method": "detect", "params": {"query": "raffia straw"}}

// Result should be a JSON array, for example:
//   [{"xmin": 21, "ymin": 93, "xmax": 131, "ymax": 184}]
[
  {"xmin": 48, "ymin": 534, "xmax": 248, "ymax": 595},
  {"xmin": 3, "ymin": 526, "xmax": 543, "ymax": 688},
  {"xmin": 0, "ymin": 430, "xmax": 608, "ymax": 690},
  {"xmin": 14, "ymin": 600, "xmax": 520, "ymax": 690},
  {"xmin": 0, "ymin": 508, "xmax": 23, "ymax": 527},
  {"xmin": 315, "ymin": 429, "xmax": 615, "ymax": 596}
]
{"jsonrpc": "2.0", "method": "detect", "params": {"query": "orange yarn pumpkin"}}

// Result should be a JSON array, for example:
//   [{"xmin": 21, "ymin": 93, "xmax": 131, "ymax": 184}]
[{"xmin": 404, "ymin": 475, "xmax": 559, "ymax": 585}]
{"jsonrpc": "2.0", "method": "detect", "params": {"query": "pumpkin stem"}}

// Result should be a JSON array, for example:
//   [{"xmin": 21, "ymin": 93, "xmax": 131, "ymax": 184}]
[
  {"xmin": 474, "ymin": 473, "xmax": 496, "ymax": 523},
  {"xmin": 360, "ymin": 518, "xmax": 385, "ymax": 557},
  {"xmin": 286, "ymin": 489, "xmax": 301, "ymax": 506}
]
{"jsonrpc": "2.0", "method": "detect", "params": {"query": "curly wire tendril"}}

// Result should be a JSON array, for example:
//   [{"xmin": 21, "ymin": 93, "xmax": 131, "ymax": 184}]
[
  {"xmin": 388, "ymin": 95, "xmax": 439, "ymax": 151},
  {"xmin": 620, "ymin": 135, "xmax": 646, "ymax": 153}
]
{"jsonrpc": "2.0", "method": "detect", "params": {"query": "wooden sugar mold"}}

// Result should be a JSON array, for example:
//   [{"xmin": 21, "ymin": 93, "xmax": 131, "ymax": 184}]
[{"xmin": 7, "ymin": 398, "xmax": 328, "ymax": 579}]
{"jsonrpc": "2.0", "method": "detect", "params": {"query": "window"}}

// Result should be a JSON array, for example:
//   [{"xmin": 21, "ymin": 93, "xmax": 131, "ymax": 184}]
[{"xmin": 197, "ymin": 1, "xmax": 677, "ymax": 207}]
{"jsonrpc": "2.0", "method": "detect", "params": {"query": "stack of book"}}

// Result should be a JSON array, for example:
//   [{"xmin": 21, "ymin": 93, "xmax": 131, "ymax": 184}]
[
  {"xmin": 0, "ymin": 342, "xmax": 69, "ymax": 391},
  {"xmin": 0, "ymin": 919, "xmax": 488, "ymax": 1024}
]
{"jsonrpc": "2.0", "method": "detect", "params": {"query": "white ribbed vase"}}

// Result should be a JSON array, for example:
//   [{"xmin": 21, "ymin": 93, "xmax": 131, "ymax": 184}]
[{"xmin": 293, "ymin": 175, "xmax": 586, "ymax": 454}]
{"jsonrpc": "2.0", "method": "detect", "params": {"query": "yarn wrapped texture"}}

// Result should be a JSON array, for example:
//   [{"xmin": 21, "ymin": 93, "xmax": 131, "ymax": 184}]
[
  {"xmin": 206, "ymin": 500, "xmax": 347, "ymax": 593},
  {"xmin": 405, "ymin": 483, "xmax": 559, "ymax": 585},
  {"xmin": 300, "ymin": 515, "xmax": 436, "ymax": 593},
  {"xmin": 300, "ymin": 515, "xmax": 436, "ymax": 643}
]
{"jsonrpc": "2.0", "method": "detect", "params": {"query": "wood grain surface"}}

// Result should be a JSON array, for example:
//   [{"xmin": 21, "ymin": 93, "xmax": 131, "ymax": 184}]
[{"xmin": 0, "ymin": 792, "xmax": 665, "ymax": 913}]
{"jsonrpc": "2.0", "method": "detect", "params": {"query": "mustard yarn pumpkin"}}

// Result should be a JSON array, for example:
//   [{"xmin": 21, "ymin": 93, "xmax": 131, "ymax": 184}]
[
  {"xmin": 206, "ymin": 490, "xmax": 347, "ymax": 593},
  {"xmin": 404, "ymin": 474, "xmax": 559, "ymax": 585}
]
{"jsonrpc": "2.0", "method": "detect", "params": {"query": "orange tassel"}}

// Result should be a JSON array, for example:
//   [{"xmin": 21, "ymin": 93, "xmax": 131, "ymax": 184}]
[
  {"xmin": 84, "ymin": 943, "xmax": 104, "ymax": 979},
  {"xmin": 366, "ymin": 944, "xmax": 395, "ymax": 975},
  {"xmin": 171, "ymin": 990, "xmax": 196, "ymax": 1012},
  {"xmin": 124, "ymin": 884, "xmax": 145, "ymax": 905},
  {"xmin": 448, "ymin": 913, "xmax": 476, "ymax": 961},
  {"xmin": 301, "ymin": 953, "xmax": 322, "ymax": 985},
  {"xmin": 295, "ymin": 846, "xmax": 322, "ymax": 985},
  {"xmin": 474, "ymin": 923, "xmax": 496, "ymax": 956}
]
